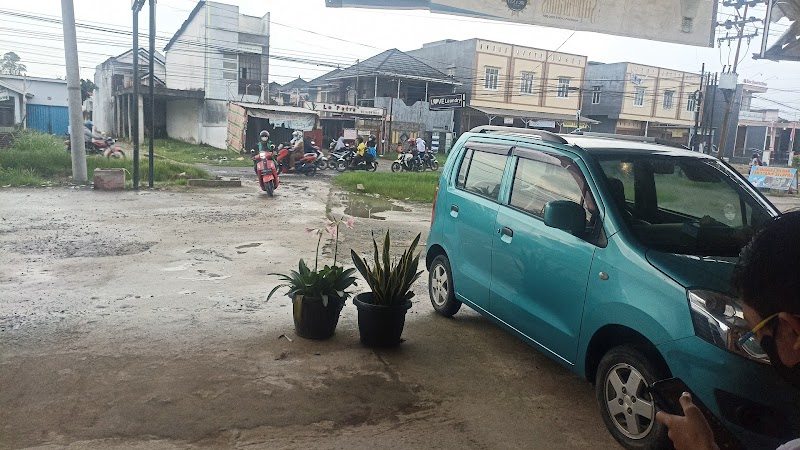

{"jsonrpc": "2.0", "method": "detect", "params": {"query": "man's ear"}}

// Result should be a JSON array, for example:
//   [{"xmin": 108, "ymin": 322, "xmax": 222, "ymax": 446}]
[{"xmin": 778, "ymin": 313, "xmax": 800, "ymax": 351}]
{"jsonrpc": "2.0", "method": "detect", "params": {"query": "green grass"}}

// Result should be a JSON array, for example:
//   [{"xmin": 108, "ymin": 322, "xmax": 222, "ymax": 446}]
[
  {"xmin": 152, "ymin": 138, "xmax": 252, "ymax": 167},
  {"xmin": 0, "ymin": 131, "xmax": 211, "ymax": 187},
  {"xmin": 334, "ymin": 171, "xmax": 441, "ymax": 203}
]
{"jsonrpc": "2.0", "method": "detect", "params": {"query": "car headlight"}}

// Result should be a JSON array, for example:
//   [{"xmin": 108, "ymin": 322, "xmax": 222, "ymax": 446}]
[{"xmin": 688, "ymin": 289, "xmax": 769, "ymax": 364}]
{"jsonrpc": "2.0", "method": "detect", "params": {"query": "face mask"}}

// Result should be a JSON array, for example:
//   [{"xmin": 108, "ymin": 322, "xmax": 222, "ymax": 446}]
[
  {"xmin": 261, "ymin": 138, "xmax": 267, "ymax": 142},
  {"xmin": 760, "ymin": 335, "xmax": 800, "ymax": 389}
]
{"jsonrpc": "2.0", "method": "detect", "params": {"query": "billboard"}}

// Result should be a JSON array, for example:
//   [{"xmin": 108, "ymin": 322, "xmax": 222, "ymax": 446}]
[
  {"xmin": 326, "ymin": 0, "xmax": 718, "ymax": 47},
  {"xmin": 429, "ymin": 93, "xmax": 466, "ymax": 110}
]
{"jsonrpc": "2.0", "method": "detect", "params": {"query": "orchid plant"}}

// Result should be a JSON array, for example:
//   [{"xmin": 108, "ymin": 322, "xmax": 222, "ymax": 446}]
[{"xmin": 267, "ymin": 216, "xmax": 358, "ymax": 306}]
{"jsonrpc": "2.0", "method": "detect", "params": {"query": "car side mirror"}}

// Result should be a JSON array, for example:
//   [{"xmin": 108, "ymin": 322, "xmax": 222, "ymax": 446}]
[{"xmin": 544, "ymin": 200, "xmax": 586, "ymax": 236}]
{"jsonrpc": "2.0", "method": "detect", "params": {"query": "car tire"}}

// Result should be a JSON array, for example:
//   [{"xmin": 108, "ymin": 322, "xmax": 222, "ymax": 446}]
[
  {"xmin": 428, "ymin": 255, "xmax": 461, "ymax": 317},
  {"xmin": 595, "ymin": 346, "xmax": 671, "ymax": 450}
]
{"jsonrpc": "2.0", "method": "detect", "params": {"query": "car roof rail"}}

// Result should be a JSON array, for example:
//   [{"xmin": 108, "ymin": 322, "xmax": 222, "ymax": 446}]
[
  {"xmin": 469, "ymin": 125, "xmax": 568, "ymax": 144},
  {"xmin": 570, "ymin": 131, "xmax": 690, "ymax": 150}
]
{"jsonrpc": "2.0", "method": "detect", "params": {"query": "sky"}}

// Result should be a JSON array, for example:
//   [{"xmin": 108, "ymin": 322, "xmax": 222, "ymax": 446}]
[{"xmin": 1, "ymin": 0, "xmax": 798, "ymax": 118}]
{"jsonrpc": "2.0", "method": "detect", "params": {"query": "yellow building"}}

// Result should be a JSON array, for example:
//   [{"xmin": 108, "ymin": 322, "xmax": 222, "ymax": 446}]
[
  {"xmin": 408, "ymin": 38, "xmax": 595, "ymax": 133},
  {"xmin": 582, "ymin": 62, "xmax": 702, "ymax": 145}
]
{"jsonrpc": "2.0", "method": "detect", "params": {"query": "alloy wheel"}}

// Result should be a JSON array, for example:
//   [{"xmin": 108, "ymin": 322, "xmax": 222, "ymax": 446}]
[{"xmin": 603, "ymin": 363, "xmax": 655, "ymax": 440}]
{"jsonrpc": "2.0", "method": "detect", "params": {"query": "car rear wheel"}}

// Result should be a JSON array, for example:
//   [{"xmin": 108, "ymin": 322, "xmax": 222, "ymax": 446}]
[
  {"xmin": 428, "ymin": 255, "xmax": 461, "ymax": 317},
  {"xmin": 595, "ymin": 346, "xmax": 671, "ymax": 449}
]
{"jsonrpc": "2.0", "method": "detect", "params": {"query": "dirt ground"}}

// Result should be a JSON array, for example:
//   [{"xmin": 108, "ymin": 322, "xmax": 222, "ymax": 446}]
[{"xmin": 0, "ymin": 173, "xmax": 619, "ymax": 450}]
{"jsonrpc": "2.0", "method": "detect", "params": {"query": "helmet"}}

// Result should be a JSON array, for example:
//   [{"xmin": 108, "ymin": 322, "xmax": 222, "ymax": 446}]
[
  {"xmin": 292, "ymin": 130, "xmax": 303, "ymax": 139},
  {"xmin": 84, "ymin": 120, "xmax": 93, "ymax": 130},
  {"xmin": 407, "ymin": 137, "xmax": 415, "ymax": 144},
  {"xmin": 259, "ymin": 130, "xmax": 269, "ymax": 141}
]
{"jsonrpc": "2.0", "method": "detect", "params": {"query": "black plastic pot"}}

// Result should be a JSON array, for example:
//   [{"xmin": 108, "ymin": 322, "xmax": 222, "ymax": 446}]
[
  {"xmin": 353, "ymin": 292, "xmax": 412, "ymax": 347},
  {"xmin": 292, "ymin": 294, "xmax": 346, "ymax": 340}
]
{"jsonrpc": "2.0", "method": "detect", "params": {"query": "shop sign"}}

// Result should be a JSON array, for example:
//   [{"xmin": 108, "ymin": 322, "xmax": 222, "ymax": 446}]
[
  {"xmin": 429, "ymin": 93, "xmax": 466, "ymax": 110},
  {"xmin": 748, "ymin": 166, "xmax": 799, "ymax": 191}
]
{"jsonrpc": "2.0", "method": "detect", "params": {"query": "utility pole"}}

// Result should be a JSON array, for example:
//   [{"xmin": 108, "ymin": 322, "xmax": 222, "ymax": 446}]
[
  {"xmin": 132, "ymin": 0, "xmax": 144, "ymax": 190},
  {"xmin": 692, "ymin": 64, "xmax": 705, "ymax": 152},
  {"xmin": 716, "ymin": 3, "xmax": 758, "ymax": 160},
  {"xmin": 61, "ymin": 0, "xmax": 87, "ymax": 182},
  {"xmin": 707, "ymin": 73, "xmax": 718, "ymax": 154},
  {"xmin": 148, "ymin": 0, "xmax": 156, "ymax": 188}
]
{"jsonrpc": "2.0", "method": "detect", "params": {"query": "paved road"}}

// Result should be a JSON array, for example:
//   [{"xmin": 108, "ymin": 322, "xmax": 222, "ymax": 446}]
[{"xmin": 0, "ymin": 178, "xmax": 617, "ymax": 449}]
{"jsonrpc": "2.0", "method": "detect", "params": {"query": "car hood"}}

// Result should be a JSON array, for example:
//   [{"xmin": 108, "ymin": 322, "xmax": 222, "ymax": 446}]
[{"xmin": 646, "ymin": 250, "xmax": 737, "ymax": 293}]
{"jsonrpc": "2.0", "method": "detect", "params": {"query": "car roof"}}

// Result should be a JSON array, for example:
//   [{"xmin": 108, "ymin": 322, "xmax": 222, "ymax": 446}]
[{"xmin": 464, "ymin": 126, "xmax": 713, "ymax": 159}]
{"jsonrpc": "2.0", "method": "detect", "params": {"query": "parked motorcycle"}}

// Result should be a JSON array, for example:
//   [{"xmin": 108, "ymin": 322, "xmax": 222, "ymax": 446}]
[
  {"xmin": 335, "ymin": 149, "xmax": 378, "ymax": 172},
  {"xmin": 250, "ymin": 148, "xmax": 279, "ymax": 196},
  {"xmin": 313, "ymin": 146, "xmax": 329, "ymax": 170},
  {"xmin": 64, "ymin": 135, "xmax": 126, "ymax": 158}
]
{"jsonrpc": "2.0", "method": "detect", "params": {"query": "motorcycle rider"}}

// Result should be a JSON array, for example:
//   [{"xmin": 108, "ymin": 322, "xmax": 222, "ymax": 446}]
[
  {"xmin": 257, "ymin": 130, "xmax": 274, "ymax": 152},
  {"xmin": 365, "ymin": 135, "xmax": 377, "ymax": 166},
  {"xmin": 288, "ymin": 130, "xmax": 305, "ymax": 172},
  {"xmin": 351, "ymin": 136, "xmax": 366, "ymax": 168},
  {"xmin": 415, "ymin": 136, "xmax": 427, "ymax": 167}
]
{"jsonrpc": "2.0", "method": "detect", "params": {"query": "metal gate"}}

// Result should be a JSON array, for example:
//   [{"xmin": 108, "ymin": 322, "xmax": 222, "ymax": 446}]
[{"xmin": 27, "ymin": 104, "xmax": 69, "ymax": 135}]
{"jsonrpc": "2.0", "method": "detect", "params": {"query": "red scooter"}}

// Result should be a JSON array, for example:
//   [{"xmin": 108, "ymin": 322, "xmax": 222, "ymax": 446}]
[
  {"xmin": 64, "ymin": 135, "xmax": 126, "ymax": 158},
  {"xmin": 251, "ymin": 148, "xmax": 279, "ymax": 196}
]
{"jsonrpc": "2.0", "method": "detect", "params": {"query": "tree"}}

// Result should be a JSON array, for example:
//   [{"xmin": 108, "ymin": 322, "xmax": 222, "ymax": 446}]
[
  {"xmin": 0, "ymin": 52, "xmax": 27, "ymax": 75},
  {"xmin": 80, "ymin": 78, "xmax": 96, "ymax": 102}
]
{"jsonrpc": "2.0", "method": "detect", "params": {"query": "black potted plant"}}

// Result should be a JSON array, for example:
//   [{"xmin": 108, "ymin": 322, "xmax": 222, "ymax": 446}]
[
  {"xmin": 267, "ymin": 216, "xmax": 357, "ymax": 340},
  {"xmin": 350, "ymin": 231, "xmax": 423, "ymax": 347}
]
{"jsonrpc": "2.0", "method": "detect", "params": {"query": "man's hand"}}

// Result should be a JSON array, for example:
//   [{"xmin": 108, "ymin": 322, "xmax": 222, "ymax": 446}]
[{"xmin": 655, "ymin": 392, "xmax": 719, "ymax": 450}]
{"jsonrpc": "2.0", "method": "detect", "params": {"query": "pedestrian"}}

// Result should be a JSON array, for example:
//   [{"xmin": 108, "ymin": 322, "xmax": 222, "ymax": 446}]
[
  {"xmin": 750, "ymin": 153, "xmax": 762, "ymax": 171},
  {"xmin": 656, "ymin": 211, "xmax": 800, "ymax": 450}
]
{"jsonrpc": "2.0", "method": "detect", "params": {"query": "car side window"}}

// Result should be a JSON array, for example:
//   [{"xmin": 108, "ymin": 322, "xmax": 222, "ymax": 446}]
[
  {"xmin": 509, "ymin": 154, "xmax": 600, "ymax": 232},
  {"xmin": 456, "ymin": 148, "xmax": 507, "ymax": 201}
]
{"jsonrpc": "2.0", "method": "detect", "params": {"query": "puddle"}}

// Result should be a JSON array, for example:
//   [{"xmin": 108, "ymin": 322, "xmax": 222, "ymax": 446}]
[{"xmin": 335, "ymin": 193, "xmax": 411, "ymax": 220}]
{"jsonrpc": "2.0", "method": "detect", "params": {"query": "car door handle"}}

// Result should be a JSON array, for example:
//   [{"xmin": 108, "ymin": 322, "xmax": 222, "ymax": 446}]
[
  {"xmin": 451, "ymin": 205, "xmax": 459, "ymax": 213},
  {"xmin": 499, "ymin": 227, "xmax": 513, "ymax": 237}
]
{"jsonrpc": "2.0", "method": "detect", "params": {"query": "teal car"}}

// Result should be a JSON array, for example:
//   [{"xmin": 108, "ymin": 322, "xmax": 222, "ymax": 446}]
[{"xmin": 426, "ymin": 126, "xmax": 800, "ymax": 449}]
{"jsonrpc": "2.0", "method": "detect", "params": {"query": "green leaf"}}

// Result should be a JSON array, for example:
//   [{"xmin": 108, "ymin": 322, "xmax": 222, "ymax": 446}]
[
  {"xmin": 267, "ymin": 283, "xmax": 288, "ymax": 301},
  {"xmin": 322, "ymin": 294, "xmax": 328, "ymax": 307}
]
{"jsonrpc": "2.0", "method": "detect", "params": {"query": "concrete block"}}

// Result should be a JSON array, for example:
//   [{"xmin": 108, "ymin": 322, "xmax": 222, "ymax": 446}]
[
  {"xmin": 187, "ymin": 179, "xmax": 242, "ymax": 188},
  {"xmin": 93, "ymin": 169, "xmax": 125, "ymax": 190}
]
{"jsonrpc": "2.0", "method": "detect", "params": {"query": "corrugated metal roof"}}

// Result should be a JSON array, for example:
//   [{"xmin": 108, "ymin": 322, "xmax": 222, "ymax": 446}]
[
  {"xmin": 233, "ymin": 102, "xmax": 319, "ymax": 116},
  {"xmin": 328, "ymin": 49, "xmax": 458, "ymax": 84}
]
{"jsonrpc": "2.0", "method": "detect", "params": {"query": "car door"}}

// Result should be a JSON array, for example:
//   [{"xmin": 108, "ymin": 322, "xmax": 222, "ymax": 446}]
[
  {"xmin": 442, "ymin": 141, "xmax": 511, "ymax": 310},
  {"xmin": 490, "ymin": 146, "xmax": 602, "ymax": 364}
]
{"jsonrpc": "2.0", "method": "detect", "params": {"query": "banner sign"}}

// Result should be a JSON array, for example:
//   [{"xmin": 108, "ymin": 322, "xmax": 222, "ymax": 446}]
[
  {"xmin": 748, "ymin": 166, "xmax": 799, "ymax": 191},
  {"xmin": 429, "ymin": 93, "xmax": 466, "ymax": 110},
  {"xmin": 307, "ymin": 102, "xmax": 384, "ymax": 117},
  {"xmin": 326, "ymin": 0, "xmax": 718, "ymax": 47}
]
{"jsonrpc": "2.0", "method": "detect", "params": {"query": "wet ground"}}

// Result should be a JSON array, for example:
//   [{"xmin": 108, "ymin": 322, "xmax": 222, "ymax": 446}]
[{"xmin": 0, "ymin": 174, "xmax": 618, "ymax": 449}]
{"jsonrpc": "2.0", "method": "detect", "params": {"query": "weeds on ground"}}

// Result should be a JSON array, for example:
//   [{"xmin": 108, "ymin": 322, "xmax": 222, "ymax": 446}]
[
  {"xmin": 333, "ymin": 171, "xmax": 440, "ymax": 203},
  {"xmin": 152, "ymin": 138, "xmax": 251, "ymax": 167},
  {"xmin": 0, "ymin": 131, "xmax": 211, "ymax": 187}
]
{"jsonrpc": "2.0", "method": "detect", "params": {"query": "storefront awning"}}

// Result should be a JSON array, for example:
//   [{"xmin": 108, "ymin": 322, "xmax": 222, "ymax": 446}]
[
  {"xmin": 469, "ymin": 106, "xmax": 599, "ymax": 125},
  {"xmin": 235, "ymin": 102, "xmax": 319, "ymax": 130}
]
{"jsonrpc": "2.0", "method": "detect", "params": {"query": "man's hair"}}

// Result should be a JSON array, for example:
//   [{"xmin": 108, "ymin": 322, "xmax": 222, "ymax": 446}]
[{"xmin": 733, "ymin": 210, "xmax": 800, "ymax": 317}]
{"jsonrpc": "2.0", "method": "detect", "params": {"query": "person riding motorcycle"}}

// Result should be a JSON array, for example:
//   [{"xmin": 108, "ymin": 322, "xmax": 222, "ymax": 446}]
[
  {"xmin": 365, "ymin": 135, "xmax": 377, "ymax": 165},
  {"xmin": 351, "ymin": 136, "xmax": 366, "ymax": 168},
  {"xmin": 289, "ymin": 130, "xmax": 305, "ymax": 171},
  {"xmin": 415, "ymin": 136, "xmax": 428, "ymax": 166},
  {"xmin": 257, "ymin": 130, "xmax": 274, "ymax": 152}
]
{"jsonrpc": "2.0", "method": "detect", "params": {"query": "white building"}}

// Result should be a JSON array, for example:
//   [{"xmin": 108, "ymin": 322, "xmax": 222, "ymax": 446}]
[
  {"xmin": 163, "ymin": 1, "xmax": 270, "ymax": 148},
  {"xmin": 93, "ymin": 48, "xmax": 166, "ymax": 140}
]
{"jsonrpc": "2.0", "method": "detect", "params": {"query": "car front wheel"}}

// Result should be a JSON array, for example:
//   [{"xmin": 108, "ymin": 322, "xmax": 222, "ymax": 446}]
[
  {"xmin": 595, "ymin": 345, "xmax": 671, "ymax": 449},
  {"xmin": 428, "ymin": 255, "xmax": 461, "ymax": 317}
]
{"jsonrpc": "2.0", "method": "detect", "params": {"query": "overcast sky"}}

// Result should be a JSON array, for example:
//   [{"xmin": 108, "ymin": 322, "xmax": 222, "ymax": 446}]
[{"xmin": 0, "ymin": 0, "xmax": 797, "ymax": 118}]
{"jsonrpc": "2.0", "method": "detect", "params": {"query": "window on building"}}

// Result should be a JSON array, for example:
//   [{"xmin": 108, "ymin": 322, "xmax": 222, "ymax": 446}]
[
  {"xmin": 447, "ymin": 66, "xmax": 456, "ymax": 78},
  {"xmin": 520, "ymin": 72, "xmax": 535, "ymax": 95},
  {"xmin": 591, "ymin": 86, "xmax": 602, "ymax": 104},
  {"xmin": 222, "ymin": 53, "xmax": 238, "ymax": 82},
  {"xmin": 238, "ymin": 54, "xmax": 262, "ymax": 96},
  {"xmin": 557, "ymin": 77, "xmax": 571, "ymax": 98},
  {"xmin": 634, "ymin": 87, "xmax": 646, "ymax": 107},
  {"xmin": 485, "ymin": 66, "xmax": 499, "ymax": 90},
  {"xmin": 686, "ymin": 93, "xmax": 697, "ymax": 112},
  {"xmin": 663, "ymin": 90, "xmax": 674, "ymax": 109}
]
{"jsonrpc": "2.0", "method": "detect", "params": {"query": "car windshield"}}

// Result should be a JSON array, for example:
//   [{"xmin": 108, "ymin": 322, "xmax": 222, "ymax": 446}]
[{"xmin": 596, "ymin": 154, "xmax": 775, "ymax": 257}]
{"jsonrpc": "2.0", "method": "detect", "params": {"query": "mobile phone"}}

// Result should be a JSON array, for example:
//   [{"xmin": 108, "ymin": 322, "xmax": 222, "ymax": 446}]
[{"xmin": 649, "ymin": 378, "xmax": 743, "ymax": 450}]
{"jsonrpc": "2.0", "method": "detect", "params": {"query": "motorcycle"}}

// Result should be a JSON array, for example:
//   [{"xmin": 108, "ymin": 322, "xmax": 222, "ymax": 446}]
[
  {"xmin": 391, "ymin": 150, "xmax": 418, "ymax": 172},
  {"xmin": 274, "ymin": 143, "xmax": 319, "ymax": 176},
  {"xmin": 313, "ymin": 146, "xmax": 329, "ymax": 171},
  {"xmin": 420, "ymin": 152, "xmax": 439, "ymax": 171},
  {"xmin": 328, "ymin": 144, "xmax": 352, "ymax": 170},
  {"xmin": 250, "ymin": 148, "xmax": 279, "ymax": 196},
  {"xmin": 64, "ymin": 135, "xmax": 126, "ymax": 158},
  {"xmin": 335, "ymin": 149, "xmax": 378, "ymax": 172}
]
